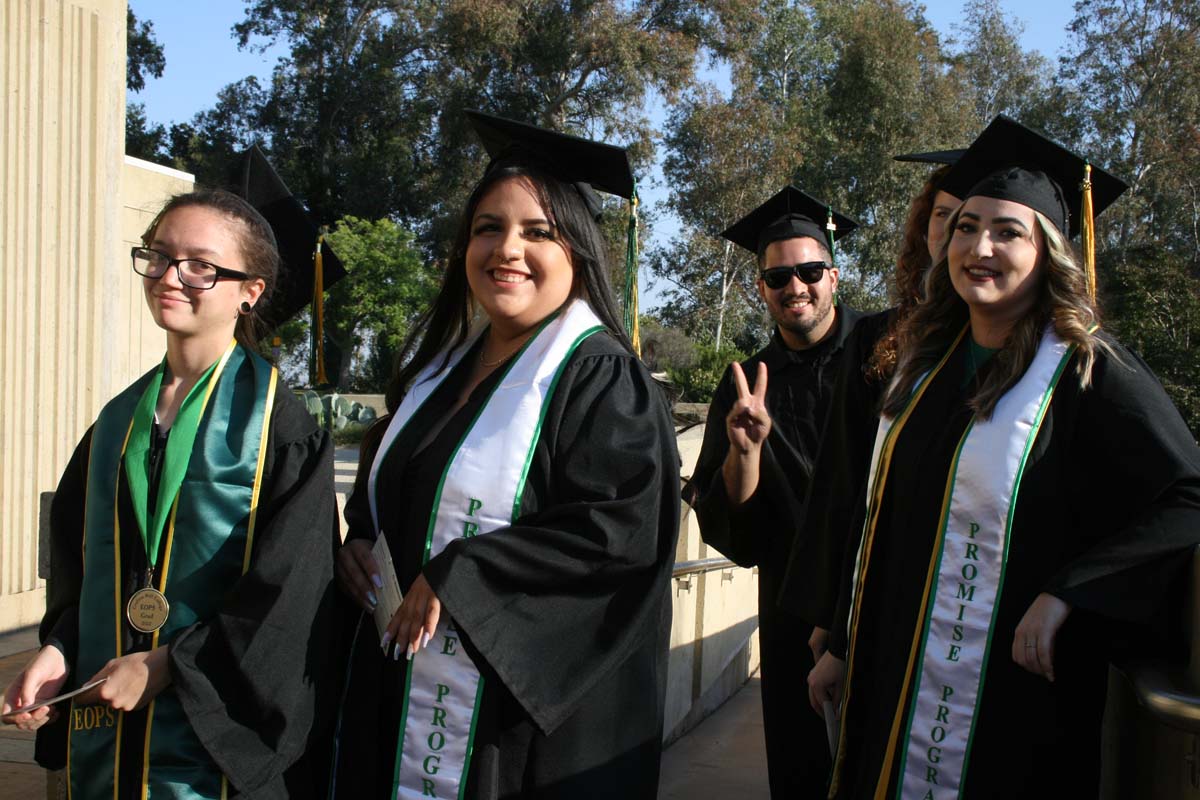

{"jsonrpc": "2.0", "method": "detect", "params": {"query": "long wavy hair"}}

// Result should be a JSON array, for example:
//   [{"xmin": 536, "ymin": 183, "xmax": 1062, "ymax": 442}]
[
  {"xmin": 141, "ymin": 189, "xmax": 280, "ymax": 350},
  {"xmin": 866, "ymin": 166, "xmax": 953, "ymax": 381},
  {"xmin": 385, "ymin": 161, "xmax": 634, "ymax": 412},
  {"xmin": 881, "ymin": 205, "xmax": 1110, "ymax": 420}
]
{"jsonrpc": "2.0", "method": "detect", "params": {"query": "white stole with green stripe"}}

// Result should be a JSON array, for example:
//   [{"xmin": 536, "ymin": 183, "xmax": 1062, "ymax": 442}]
[
  {"xmin": 888, "ymin": 328, "xmax": 1075, "ymax": 799},
  {"xmin": 367, "ymin": 299, "xmax": 605, "ymax": 800}
]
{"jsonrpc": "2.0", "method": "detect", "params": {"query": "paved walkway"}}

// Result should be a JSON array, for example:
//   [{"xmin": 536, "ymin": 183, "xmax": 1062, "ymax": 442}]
[{"xmin": 660, "ymin": 677, "xmax": 770, "ymax": 799}]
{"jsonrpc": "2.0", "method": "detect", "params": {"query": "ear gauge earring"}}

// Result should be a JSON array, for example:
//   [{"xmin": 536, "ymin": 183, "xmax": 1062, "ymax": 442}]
[{"xmin": 239, "ymin": 301, "xmax": 254, "ymax": 315}]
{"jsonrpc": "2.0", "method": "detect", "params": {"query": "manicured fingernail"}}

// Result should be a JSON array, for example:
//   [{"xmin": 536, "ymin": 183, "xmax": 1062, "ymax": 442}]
[
  {"xmin": 393, "ymin": 643, "xmax": 401, "ymax": 661},
  {"xmin": 380, "ymin": 632, "xmax": 392, "ymax": 652},
  {"xmin": 421, "ymin": 632, "xmax": 431, "ymax": 650},
  {"xmin": 367, "ymin": 591, "xmax": 378, "ymax": 607},
  {"xmin": 406, "ymin": 644, "xmax": 415, "ymax": 661},
  {"xmin": 372, "ymin": 574, "xmax": 383, "ymax": 589}
]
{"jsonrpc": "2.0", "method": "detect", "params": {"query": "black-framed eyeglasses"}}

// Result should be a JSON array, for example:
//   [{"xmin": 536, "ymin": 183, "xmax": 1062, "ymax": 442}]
[
  {"xmin": 131, "ymin": 247, "xmax": 251, "ymax": 290},
  {"xmin": 759, "ymin": 262, "xmax": 832, "ymax": 290}
]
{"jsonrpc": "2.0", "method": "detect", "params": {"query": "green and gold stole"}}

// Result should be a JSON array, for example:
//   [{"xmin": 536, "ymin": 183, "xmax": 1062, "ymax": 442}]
[
  {"xmin": 68, "ymin": 341, "xmax": 278, "ymax": 800},
  {"xmin": 831, "ymin": 327, "xmax": 1078, "ymax": 800}
]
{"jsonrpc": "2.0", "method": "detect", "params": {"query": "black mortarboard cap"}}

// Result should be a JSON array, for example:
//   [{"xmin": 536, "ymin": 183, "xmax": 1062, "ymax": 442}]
[
  {"xmin": 720, "ymin": 185, "xmax": 858, "ymax": 257},
  {"xmin": 939, "ymin": 116, "xmax": 1128, "ymax": 238},
  {"xmin": 893, "ymin": 149, "xmax": 967, "ymax": 166},
  {"xmin": 232, "ymin": 146, "xmax": 346, "ymax": 329},
  {"xmin": 465, "ymin": 110, "xmax": 635, "ymax": 219}
]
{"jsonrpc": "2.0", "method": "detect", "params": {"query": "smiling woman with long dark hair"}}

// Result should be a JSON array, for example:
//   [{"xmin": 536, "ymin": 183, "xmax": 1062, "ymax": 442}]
[{"xmin": 329, "ymin": 112, "xmax": 679, "ymax": 800}]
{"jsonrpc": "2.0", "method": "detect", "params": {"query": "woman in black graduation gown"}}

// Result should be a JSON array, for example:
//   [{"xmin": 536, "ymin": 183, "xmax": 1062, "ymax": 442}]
[
  {"xmin": 330, "ymin": 112, "xmax": 680, "ymax": 800},
  {"xmin": 1, "ymin": 190, "xmax": 339, "ymax": 799},
  {"xmin": 821, "ymin": 117, "xmax": 1200, "ymax": 799}
]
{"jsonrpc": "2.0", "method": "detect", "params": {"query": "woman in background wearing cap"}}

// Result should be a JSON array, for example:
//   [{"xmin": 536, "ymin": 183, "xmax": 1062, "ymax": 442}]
[
  {"xmin": 1, "ymin": 190, "xmax": 339, "ymax": 799},
  {"xmin": 330, "ymin": 113, "xmax": 679, "ymax": 799},
  {"xmin": 781, "ymin": 150, "xmax": 965, "ymax": 669},
  {"xmin": 821, "ymin": 116, "xmax": 1200, "ymax": 798}
]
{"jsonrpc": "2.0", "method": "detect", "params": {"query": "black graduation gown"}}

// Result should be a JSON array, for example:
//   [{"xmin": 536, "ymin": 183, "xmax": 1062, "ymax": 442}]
[
  {"xmin": 779, "ymin": 309, "xmax": 892, "ymax": 630},
  {"xmin": 332, "ymin": 333, "xmax": 680, "ymax": 800},
  {"xmin": 831, "ymin": 336, "xmax": 1200, "ymax": 800},
  {"xmin": 34, "ymin": 385, "xmax": 340, "ymax": 800},
  {"xmin": 683, "ymin": 307, "xmax": 865, "ymax": 799}
]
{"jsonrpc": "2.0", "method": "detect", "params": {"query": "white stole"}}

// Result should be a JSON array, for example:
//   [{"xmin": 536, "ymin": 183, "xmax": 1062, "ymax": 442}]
[{"xmin": 367, "ymin": 299, "xmax": 605, "ymax": 800}]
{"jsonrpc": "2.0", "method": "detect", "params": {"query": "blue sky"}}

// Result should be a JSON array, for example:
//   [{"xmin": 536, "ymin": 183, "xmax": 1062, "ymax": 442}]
[{"xmin": 128, "ymin": 0, "xmax": 1079, "ymax": 308}]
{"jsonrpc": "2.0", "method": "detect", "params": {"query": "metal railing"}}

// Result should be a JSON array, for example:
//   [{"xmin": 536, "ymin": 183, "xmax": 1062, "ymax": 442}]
[{"xmin": 672, "ymin": 557, "xmax": 736, "ymax": 578}]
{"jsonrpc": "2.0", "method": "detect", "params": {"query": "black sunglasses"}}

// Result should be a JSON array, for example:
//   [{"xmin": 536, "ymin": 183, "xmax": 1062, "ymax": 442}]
[{"xmin": 759, "ymin": 262, "xmax": 832, "ymax": 290}]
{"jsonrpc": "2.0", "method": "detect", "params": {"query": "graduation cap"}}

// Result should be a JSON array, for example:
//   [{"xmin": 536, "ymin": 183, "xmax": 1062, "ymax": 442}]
[
  {"xmin": 939, "ymin": 116, "xmax": 1127, "ymax": 239},
  {"xmin": 720, "ymin": 185, "xmax": 859, "ymax": 262},
  {"xmin": 893, "ymin": 149, "xmax": 967, "ymax": 166},
  {"xmin": 465, "ymin": 110, "xmax": 636, "ymax": 219},
  {"xmin": 231, "ymin": 146, "xmax": 347, "ymax": 330}
]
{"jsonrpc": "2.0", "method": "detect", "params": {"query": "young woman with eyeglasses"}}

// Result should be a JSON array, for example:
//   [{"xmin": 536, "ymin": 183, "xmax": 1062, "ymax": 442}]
[{"xmin": 2, "ymin": 189, "xmax": 338, "ymax": 800}]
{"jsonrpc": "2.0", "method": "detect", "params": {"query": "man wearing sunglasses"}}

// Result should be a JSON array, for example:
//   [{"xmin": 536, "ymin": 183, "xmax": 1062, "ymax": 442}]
[{"xmin": 682, "ymin": 186, "xmax": 868, "ymax": 798}]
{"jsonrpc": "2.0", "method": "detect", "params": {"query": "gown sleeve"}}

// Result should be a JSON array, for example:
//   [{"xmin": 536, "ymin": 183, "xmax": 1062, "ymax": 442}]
[
  {"xmin": 41, "ymin": 426, "xmax": 94, "ymax": 665},
  {"xmin": 32, "ymin": 426, "xmax": 94, "ymax": 770},
  {"xmin": 421, "ymin": 347, "xmax": 680, "ymax": 735},
  {"xmin": 1045, "ymin": 344, "xmax": 1200, "ymax": 625},
  {"xmin": 167, "ymin": 390, "xmax": 339, "ymax": 796}
]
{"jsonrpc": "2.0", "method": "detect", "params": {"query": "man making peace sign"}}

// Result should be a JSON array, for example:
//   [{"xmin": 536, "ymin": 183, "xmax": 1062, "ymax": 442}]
[{"xmin": 684, "ymin": 186, "xmax": 867, "ymax": 798}]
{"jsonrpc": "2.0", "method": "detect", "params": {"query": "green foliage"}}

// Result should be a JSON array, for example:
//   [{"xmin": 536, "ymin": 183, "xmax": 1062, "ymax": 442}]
[
  {"xmin": 126, "ymin": 8, "xmax": 165, "ymax": 93},
  {"xmin": 639, "ymin": 317, "xmax": 698, "ymax": 374},
  {"xmin": 321, "ymin": 216, "xmax": 439, "ymax": 391},
  {"xmin": 125, "ymin": 8, "xmax": 168, "ymax": 161},
  {"xmin": 1101, "ymin": 247, "xmax": 1200, "ymax": 439},
  {"xmin": 1060, "ymin": 0, "xmax": 1200, "ymax": 431},
  {"xmin": 668, "ymin": 342, "xmax": 748, "ymax": 404},
  {"xmin": 651, "ymin": 0, "xmax": 985, "ymax": 345},
  {"xmin": 126, "ymin": 103, "xmax": 169, "ymax": 163}
]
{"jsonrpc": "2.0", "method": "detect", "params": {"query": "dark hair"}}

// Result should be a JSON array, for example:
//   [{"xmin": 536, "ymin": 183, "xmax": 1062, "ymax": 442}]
[
  {"xmin": 385, "ymin": 162, "xmax": 634, "ymax": 412},
  {"xmin": 866, "ymin": 165, "xmax": 953, "ymax": 381},
  {"xmin": 141, "ymin": 188, "xmax": 280, "ymax": 349}
]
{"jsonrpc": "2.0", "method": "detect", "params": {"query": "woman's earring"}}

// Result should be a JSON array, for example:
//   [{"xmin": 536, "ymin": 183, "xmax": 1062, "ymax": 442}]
[{"xmin": 239, "ymin": 301, "xmax": 253, "ymax": 315}]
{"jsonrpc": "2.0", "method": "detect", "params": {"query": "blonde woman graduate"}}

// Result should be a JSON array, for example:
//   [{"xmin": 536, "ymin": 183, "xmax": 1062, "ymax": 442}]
[
  {"xmin": 330, "ymin": 112, "xmax": 680, "ymax": 800},
  {"xmin": 2, "ymin": 189, "xmax": 339, "ymax": 799},
  {"xmin": 820, "ymin": 116, "xmax": 1200, "ymax": 799}
]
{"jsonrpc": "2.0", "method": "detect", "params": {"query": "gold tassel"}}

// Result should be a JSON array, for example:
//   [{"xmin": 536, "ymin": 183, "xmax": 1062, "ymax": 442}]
[
  {"xmin": 624, "ymin": 192, "xmax": 641, "ymax": 357},
  {"xmin": 313, "ymin": 230, "xmax": 328, "ymax": 385},
  {"xmin": 1080, "ymin": 163, "xmax": 1096, "ymax": 299}
]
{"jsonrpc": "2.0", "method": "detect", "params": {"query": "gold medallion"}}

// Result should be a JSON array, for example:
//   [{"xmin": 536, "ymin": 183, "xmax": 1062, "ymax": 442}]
[{"xmin": 126, "ymin": 588, "xmax": 170, "ymax": 634}]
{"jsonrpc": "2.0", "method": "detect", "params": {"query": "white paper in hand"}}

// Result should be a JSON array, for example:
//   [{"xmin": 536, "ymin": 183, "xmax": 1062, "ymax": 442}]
[
  {"xmin": 372, "ymin": 533, "xmax": 404, "ymax": 642},
  {"xmin": 823, "ymin": 700, "xmax": 838, "ymax": 757}
]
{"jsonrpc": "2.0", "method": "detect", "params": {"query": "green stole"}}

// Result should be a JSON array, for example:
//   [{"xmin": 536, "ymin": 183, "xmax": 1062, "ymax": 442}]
[{"xmin": 68, "ymin": 342, "xmax": 279, "ymax": 800}]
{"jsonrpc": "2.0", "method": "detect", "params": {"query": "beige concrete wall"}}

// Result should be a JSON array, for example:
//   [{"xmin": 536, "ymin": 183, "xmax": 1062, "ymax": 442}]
[
  {"xmin": 119, "ymin": 156, "xmax": 195, "ymax": 378},
  {"xmin": 664, "ymin": 424, "xmax": 762, "ymax": 742},
  {"xmin": 0, "ymin": 1, "xmax": 195, "ymax": 634}
]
